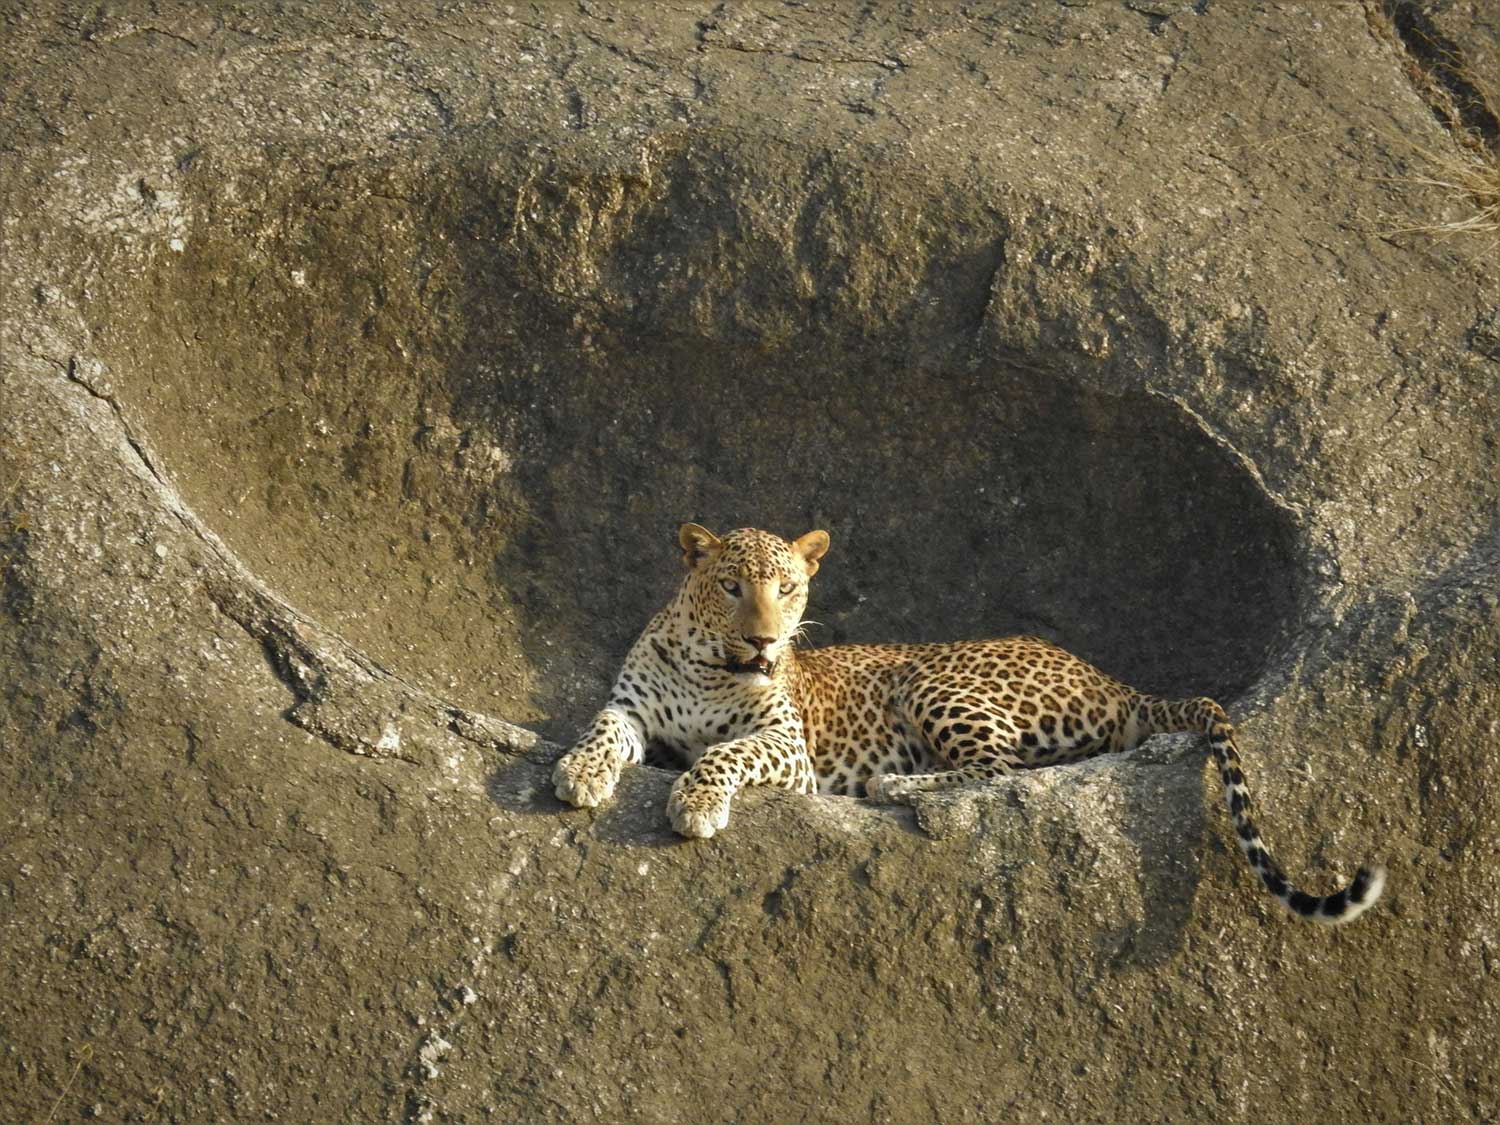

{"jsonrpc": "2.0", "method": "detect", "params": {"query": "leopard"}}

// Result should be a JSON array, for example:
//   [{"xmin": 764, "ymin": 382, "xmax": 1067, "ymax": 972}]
[{"xmin": 552, "ymin": 523, "xmax": 1386, "ymax": 925}]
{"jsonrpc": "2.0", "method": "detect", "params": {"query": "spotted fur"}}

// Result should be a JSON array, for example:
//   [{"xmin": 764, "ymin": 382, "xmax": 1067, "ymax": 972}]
[{"xmin": 553, "ymin": 525, "xmax": 1386, "ymax": 924}]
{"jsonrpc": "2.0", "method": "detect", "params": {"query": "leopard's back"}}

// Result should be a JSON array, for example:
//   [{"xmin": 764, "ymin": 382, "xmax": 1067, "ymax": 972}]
[{"xmin": 788, "ymin": 636, "xmax": 1141, "ymax": 794}]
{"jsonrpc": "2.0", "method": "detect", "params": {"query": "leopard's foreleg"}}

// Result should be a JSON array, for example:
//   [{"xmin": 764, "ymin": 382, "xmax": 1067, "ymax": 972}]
[
  {"xmin": 667, "ymin": 727, "xmax": 816, "ymax": 838},
  {"xmin": 553, "ymin": 706, "xmax": 646, "ymax": 809}
]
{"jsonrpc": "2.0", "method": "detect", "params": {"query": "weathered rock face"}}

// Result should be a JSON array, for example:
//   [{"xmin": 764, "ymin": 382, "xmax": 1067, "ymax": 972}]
[{"xmin": 2, "ymin": 2, "xmax": 1497, "ymax": 1121}]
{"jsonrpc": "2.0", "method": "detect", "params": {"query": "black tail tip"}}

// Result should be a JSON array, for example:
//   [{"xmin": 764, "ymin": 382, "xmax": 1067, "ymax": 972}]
[
  {"xmin": 1350, "ymin": 865, "xmax": 1385, "ymax": 902},
  {"xmin": 1297, "ymin": 864, "xmax": 1387, "ymax": 925}
]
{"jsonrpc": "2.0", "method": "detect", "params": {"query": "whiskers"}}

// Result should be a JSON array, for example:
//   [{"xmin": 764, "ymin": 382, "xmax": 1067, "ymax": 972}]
[{"xmin": 791, "ymin": 619, "xmax": 826, "ymax": 648}]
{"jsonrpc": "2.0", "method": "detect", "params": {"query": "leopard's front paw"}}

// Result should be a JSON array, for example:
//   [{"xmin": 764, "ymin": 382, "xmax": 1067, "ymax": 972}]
[
  {"xmin": 666, "ymin": 774, "xmax": 733, "ymax": 839},
  {"xmin": 553, "ymin": 749, "xmax": 622, "ymax": 809}
]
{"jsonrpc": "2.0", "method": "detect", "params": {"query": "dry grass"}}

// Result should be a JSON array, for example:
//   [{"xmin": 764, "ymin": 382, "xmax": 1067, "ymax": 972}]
[
  {"xmin": 44, "ymin": 1043, "xmax": 93, "ymax": 1124},
  {"xmin": 1385, "ymin": 141, "xmax": 1500, "ymax": 248},
  {"xmin": 1367, "ymin": 2, "xmax": 1500, "ymax": 250}
]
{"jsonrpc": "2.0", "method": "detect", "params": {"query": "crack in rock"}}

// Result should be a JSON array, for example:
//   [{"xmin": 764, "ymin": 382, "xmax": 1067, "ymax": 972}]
[{"xmin": 52, "ymin": 360, "xmax": 537, "ymax": 766}]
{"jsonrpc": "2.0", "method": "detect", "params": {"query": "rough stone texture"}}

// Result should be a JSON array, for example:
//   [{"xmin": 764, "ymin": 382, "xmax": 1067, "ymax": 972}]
[{"xmin": 2, "ymin": 2, "xmax": 1498, "ymax": 1122}]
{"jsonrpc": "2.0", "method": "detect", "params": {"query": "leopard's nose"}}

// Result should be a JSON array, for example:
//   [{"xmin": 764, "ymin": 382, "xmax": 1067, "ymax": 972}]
[{"xmin": 744, "ymin": 635, "xmax": 775, "ymax": 652}]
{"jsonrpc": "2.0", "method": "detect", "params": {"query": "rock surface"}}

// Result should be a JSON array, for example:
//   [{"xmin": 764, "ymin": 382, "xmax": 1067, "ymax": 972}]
[{"xmin": 2, "ymin": 2, "xmax": 1497, "ymax": 1121}]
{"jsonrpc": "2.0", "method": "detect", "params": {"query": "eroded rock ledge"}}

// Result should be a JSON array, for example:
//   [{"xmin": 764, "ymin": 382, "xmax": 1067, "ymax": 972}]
[{"xmin": 2, "ymin": 3, "xmax": 1497, "ymax": 1122}]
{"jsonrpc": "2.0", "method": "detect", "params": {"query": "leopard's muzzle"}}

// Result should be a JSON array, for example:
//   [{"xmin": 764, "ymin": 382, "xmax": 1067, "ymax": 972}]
[{"xmin": 724, "ymin": 654, "xmax": 776, "ymax": 677}]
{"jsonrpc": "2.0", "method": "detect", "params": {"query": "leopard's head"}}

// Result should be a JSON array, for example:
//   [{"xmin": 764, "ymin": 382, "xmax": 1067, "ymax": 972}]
[{"xmin": 677, "ymin": 523, "xmax": 830, "ymax": 683}]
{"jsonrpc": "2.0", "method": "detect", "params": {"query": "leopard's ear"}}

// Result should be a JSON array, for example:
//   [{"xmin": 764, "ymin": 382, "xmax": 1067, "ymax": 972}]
[
  {"xmin": 791, "ymin": 529, "xmax": 830, "ymax": 576},
  {"xmin": 679, "ymin": 523, "xmax": 722, "ymax": 568}
]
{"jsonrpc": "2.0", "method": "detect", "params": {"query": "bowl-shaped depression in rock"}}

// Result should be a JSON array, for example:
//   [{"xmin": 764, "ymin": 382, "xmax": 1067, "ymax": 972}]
[{"xmin": 97, "ymin": 144, "xmax": 1305, "ymax": 740}]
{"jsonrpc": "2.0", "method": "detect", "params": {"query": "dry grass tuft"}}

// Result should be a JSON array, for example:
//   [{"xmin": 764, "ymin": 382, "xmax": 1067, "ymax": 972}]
[
  {"xmin": 1385, "ymin": 141, "xmax": 1500, "ymax": 246},
  {"xmin": 1367, "ymin": 2, "xmax": 1500, "ymax": 249}
]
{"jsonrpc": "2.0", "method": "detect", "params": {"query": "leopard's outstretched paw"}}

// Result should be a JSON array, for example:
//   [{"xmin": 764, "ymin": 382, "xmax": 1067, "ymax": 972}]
[
  {"xmin": 666, "ymin": 775, "xmax": 733, "ymax": 838},
  {"xmin": 552, "ymin": 751, "xmax": 621, "ymax": 809}
]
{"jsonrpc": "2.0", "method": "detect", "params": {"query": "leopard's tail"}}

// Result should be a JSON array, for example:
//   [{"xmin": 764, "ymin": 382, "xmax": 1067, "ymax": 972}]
[{"xmin": 1137, "ymin": 695, "xmax": 1385, "ymax": 925}]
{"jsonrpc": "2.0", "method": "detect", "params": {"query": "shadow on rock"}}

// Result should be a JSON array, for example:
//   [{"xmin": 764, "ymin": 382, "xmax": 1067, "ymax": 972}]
[{"xmin": 1114, "ymin": 735, "xmax": 1208, "ymax": 968}]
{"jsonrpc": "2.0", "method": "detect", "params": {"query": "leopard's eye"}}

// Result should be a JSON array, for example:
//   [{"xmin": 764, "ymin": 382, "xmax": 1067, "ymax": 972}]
[
  {"xmin": 720, "ymin": 579, "xmax": 741, "ymax": 597},
  {"xmin": 778, "ymin": 581, "xmax": 796, "ymax": 597}
]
